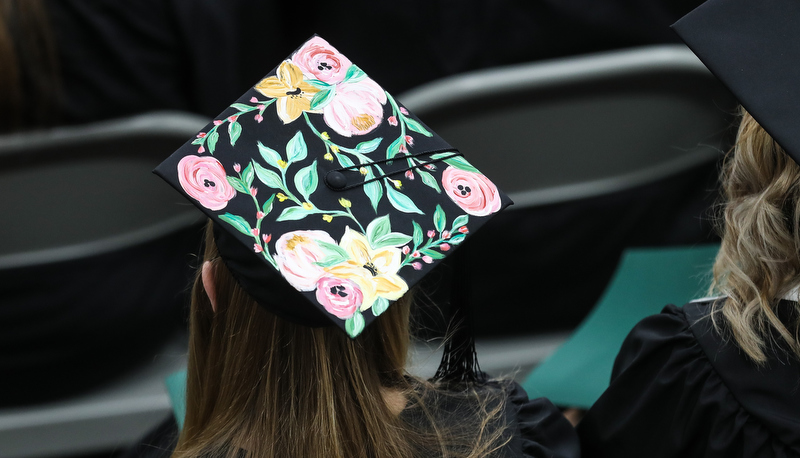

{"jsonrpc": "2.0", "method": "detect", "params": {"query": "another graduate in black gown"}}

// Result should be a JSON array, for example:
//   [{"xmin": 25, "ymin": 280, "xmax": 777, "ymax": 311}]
[{"xmin": 578, "ymin": 1, "xmax": 800, "ymax": 456}]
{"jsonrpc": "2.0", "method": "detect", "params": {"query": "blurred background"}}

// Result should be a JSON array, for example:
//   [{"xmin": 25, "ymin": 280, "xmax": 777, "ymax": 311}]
[{"xmin": 0, "ymin": 0, "xmax": 734, "ymax": 456}]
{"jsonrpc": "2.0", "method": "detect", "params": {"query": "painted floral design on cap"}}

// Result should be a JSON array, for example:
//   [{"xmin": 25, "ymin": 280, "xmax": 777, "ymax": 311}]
[
  {"xmin": 177, "ymin": 155, "xmax": 236, "ymax": 210},
  {"xmin": 164, "ymin": 35, "xmax": 511, "ymax": 338},
  {"xmin": 315, "ymin": 276, "xmax": 363, "ymax": 319},
  {"xmin": 442, "ymin": 166, "xmax": 502, "ymax": 216}
]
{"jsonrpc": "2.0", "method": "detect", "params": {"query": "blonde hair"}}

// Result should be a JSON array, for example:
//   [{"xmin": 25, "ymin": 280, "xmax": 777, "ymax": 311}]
[
  {"xmin": 710, "ymin": 108, "xmax": 800, "ymax": 363},
  {"xmin": 172, "ymin": 223, "xmax": 509, "ymax": 457}
]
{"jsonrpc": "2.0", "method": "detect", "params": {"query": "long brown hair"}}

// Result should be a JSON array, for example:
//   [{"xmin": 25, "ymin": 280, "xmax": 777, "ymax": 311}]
[
  {"xmin": 173, "ymin": 223, "xmax": 509, "ymax": 457},
  {"xmin": 0, "ymin": 0, "xmax": 60, "ymax": 132},
  {"xmin": 710, "ymin": 108, "xmax": 800, "ymax": 363}
]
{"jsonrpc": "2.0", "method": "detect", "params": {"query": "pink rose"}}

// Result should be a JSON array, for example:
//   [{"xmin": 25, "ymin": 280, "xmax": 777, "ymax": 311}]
[
  {"xmin": 275, "ymin": 230, "xmax": 337, "ymax": 291},
  {"xmin": 177, "ymin": 155, "xmax": 236, "ymax": 210},
  {"xmin": 315, "ymin": 276, "xmax": 363, "ymax": 319},
  {"xmin": 292, "ymin": 36, "xmax": 352, "ymax": 84},
  {"xmin": 322, "ymin": 79, "xmax": 387, "ymax": 137},
  {"xmin": 441, "ymin": 166, "xmax": 502, "ymax": 217}
]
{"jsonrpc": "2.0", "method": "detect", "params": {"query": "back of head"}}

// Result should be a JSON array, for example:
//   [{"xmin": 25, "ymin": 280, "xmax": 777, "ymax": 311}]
[
  {"xmin": 175, "ymin": 225, "xmax": 413, "ymax": 458},
  {"xmin": 712, "ymin": 108, "xmax": 800, "ymax": 362}
]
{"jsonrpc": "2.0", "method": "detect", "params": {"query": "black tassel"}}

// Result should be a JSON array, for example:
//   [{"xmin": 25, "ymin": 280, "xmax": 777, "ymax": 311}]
[{"xmin": 433, "ymin": 243, "xmax": 485, "ymax": 386}]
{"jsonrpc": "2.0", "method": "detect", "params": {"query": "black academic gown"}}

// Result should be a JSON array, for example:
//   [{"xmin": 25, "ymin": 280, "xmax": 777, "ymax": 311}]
[
  {"xmin": 578, "ymin": 300, "xmax": 800, "ymax": 457},
  {"xmin": 125, "ymin": 380, "xmax": 580, "ymax": 458}
]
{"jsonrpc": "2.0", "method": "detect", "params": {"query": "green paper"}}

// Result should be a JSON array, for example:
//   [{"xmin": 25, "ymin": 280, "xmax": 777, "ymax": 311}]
[
  {"xmin": 165, "ymin": 369, "xmax": 188, "ymax": 430},
  {"xmin": 522, "ymin": 244, "xmax": 719, "ymax": 409}
]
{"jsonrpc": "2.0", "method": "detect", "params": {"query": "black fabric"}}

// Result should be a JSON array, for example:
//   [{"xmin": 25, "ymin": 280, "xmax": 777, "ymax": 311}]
[
  {"xmin": 123, "ymin": 380, "xmax": 579, "ymax": 458},
  {"xmin": 43, "ymin": 0, "xmax": 703, "ymax": 126},
  {"xmin": 672, "ymin": 0, "xmax": 800, "ymax": 164},
  {"xmin": 578, "ymin": 301, "xmax": 800, "ymax": 457}
]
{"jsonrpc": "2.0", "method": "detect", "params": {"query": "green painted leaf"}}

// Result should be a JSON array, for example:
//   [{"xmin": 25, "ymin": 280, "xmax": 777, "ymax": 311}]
[
  {"xmin": 373, "ymin": 232, "xmax": 413, "ymax": 249},
  {"xmin": 230, "ymin": 103, "xmax": 253, "ymax": 111},
  {"xmin": 443, "ymin": 156, "xmax": 481, "ymax": 173},
  {"xmin": 386, "ymin": 136, "xmax": 403, "ymax": 160},
  {"xmin": 451, "ymin": 215, "xmax": 469, "ymax": 231},
  {"xmin": 286, "ymin": 131, "xmax": 308, "ymax": 163},
  {"xmin": 371, "ymin": 297, "xmax": 390, "ymax": 316},
  {"xmin": 218, "ymin": 213, "xmax": 252, "ymax": 236},
  {"xmin": 364, "ymin": 177, "xmax": 383, "ymax": 213},
  {"xmin": 403, "ymin": 116, "xmax": 433, "ymax": 137},
  {"xmin": 355, "ymin": 137, "xmax": 382, "ymax": 154},
  {"xmin": 412, "ymin": 221, "xmax": 423, "ymax": 248},
  {"xmin": 417, "ymin": 169, "xmax": 441, "ymax": 193},
  {"xmin": 344, "ymin": 64, "xmax": 366, "ymax": 83},
  {"xmin": 316, "ymin": 240, "xmax": 350, "ymax": 259},
  {"xmin": 226, "ymin": 176, "xmax": 247, "ymax": 193},
  {"xmin": 261, "ymin": 194, "xmax": 275, "ymax": 215},
  {"xmin": 421, "ymin": 248, "xmax": 446, "ymax": 260},
  {"xmin": 293, "ymin": 160, "xmax": 318, "ymax": 201},
  {"xmin": 385, "ymin": 183, "xmax": 423, "ymax": 214},
  {"xmin": 191, "ymin": 138, "xmax": 203, "ymax": 145},
  {"xmin": 433, "ymin": 205, "xmax": 446, "ymax": 233},
  {"xmin": 242, "ymin": 163, "xmax": 254, "ymax": 188},
  {"xmin": 276, "ymin": 206, "xmax": 311, "ymax": 222},
  {"xmin": 366, "ymin": 215, "xmax": 392, "ymax": 247},
  {"xmin": 346, "ymin": 311, "xmax": 365, "ymax": 338},
  {"xmin": 257, "ymin": 141, "xmax": 282, "ymax": 169},
  {"xmin": 337, "ymin": 153, "xmax": 355, "ymax": 168},
  {"xmin": 253, "ymin": 162, "xmax": 283, "ymax": 189},
  {"xmin": 207, "ymin": 130, "xmax": 219, "ymax": 154},
  {"xmin": 449, "ymin": 233, "xmax": 467, "ymax": 245},
  {"xmin": 313, "ymin": 254, "xmax": 349, "ymax": 268},
  {"xmin": 228, "ymin": 121, "xmax": 242, "ymax": 146},
  {"xmin": 305, "ymin": 79, "xmax": 331, "ymax": 89},
  {"xmin": 310, "ymin": 87, "xmax": 336, "ymax": 110}
]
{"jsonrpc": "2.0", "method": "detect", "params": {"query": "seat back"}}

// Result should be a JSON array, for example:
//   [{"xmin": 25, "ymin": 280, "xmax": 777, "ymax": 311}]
[
  {"xmin": 398, "ymin": 45, "xmax": 737, "ymax": 208},
  {"xmin": 0, "ymin": 112, "xmax": 208, "ymax": 269}
]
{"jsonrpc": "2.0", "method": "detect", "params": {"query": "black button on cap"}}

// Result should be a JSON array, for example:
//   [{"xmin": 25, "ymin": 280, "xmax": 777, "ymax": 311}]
[{"xmin": 326, "ymin": 171, "xmax": 347, "ymax": 190}]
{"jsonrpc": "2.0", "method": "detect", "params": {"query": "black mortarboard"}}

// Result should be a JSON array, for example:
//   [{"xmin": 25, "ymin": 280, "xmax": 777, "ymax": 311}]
[
  {"xmin": 155, "ymin": 36, "xmax": 512, "ymax": 340},
  {"xmin": 672, "ymin": 0, "xmax": 800, "ymax": 163}
]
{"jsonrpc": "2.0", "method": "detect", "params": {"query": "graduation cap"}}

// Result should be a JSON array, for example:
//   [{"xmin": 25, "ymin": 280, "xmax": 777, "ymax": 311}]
[
  {"xmin": 672, "ymin": 0, "xmax": 800, "ymax": 163},
  {"xmin": 155, "ymin": 36, "xmax": 512, "ymax": 350}
]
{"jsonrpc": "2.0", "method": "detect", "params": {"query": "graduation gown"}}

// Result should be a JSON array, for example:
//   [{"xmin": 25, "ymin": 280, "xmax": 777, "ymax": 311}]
[{"xmin": 578, "ymin": 300, "xmax": 800, "ymax": 457}]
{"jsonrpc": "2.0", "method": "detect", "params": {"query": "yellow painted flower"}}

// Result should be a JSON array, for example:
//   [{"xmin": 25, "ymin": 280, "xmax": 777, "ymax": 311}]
[
  {"xmin": 255, "ymin": 61, "xmax": 320, "ymax": 124},
  {"xmin": 339, "ymin": 198, "xmax": 352, "ymax": 208},
  {"xmin": 302, "ymin": 202, "xmax": 314, "ymax": 210},
  {"xmin": 359, "ymin": 167, "xmax": 368, "ymax": 176},
  {"xmin": 322, "ymin": 214, "xmax": 333, "ymax": 222},
  {"xmin": 330, "ymin": 145, "xmax": 340, "ymax": 153},
  {"xmin": 277, "ymin": 159, "xmax": 288, "ymax": 168},
  {"xmin": 391, "ymin": 179, "xmax": 403, "ymax": 190},
  {"xmin": 321, "ymin": 131, "xmax": 330, "ymax": 140},
  {"xmin": 326, "ymin": 227, "xmax": 408, "ymax": 311},
  {"xmin": 277, "ymin": 193, "xmax": 289, "ymax": 202},
  {"xmin": 324, "ymin": 152, "xmax": 334, "ymax": 161}
]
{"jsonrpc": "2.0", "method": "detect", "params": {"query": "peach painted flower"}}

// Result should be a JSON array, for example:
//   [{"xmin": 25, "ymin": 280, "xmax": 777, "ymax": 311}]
[
  {"xmin": 177, "ymin": 155, "xmax": 236, "ymax": 210},
  {"xmin": 275, "ymin": 230, "xmax": 337, "ymax": 291},
  {"xmin": 325, "ymin": 227, "xmax": 408, "ymax": 310},
  {"xmin": 292, "ymin": 36, "xmax": 352, "ymax": 84},
  {"xmin": 322, "ymin": 79, "xmax": 387, "ymax": 137},
  {"xmin": 441, "ymin": 166, "xmax": 502, "ymax": 216},
  {"xmin": 254, "ymin": 61, "xmax": 320, "ymax": 123},
  {"xmin": 316, "ymin": 276, "xmax": 363, "ymax": 319}
]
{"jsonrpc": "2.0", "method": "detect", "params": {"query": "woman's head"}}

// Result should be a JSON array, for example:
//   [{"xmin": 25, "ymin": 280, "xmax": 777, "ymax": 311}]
[
  {"xmin": 175, "ymin": 223, "xmax": 413, "ymax": 457},
  {"xmin": 712, "ymin": 108, "xmax": 800, "ymax": 362}
]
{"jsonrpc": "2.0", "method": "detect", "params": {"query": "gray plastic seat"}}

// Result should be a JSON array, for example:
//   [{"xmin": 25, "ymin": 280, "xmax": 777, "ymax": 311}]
[
  {"xmin": 0, "ymin": 112, "xmax": 206, "ymax": 458},
  {"xmin": 398, "ymin": 44, "xmax": 736, "ymax": 208}
]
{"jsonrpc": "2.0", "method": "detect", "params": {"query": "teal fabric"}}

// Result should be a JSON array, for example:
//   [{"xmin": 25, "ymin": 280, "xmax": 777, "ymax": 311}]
[
  {"xmin": 522, "ymin": 244, "xmax": 719, "ymax": 409},
  {"xmin": 165, "ymin": 369, "xmax": 188, "ymax": 430}
]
